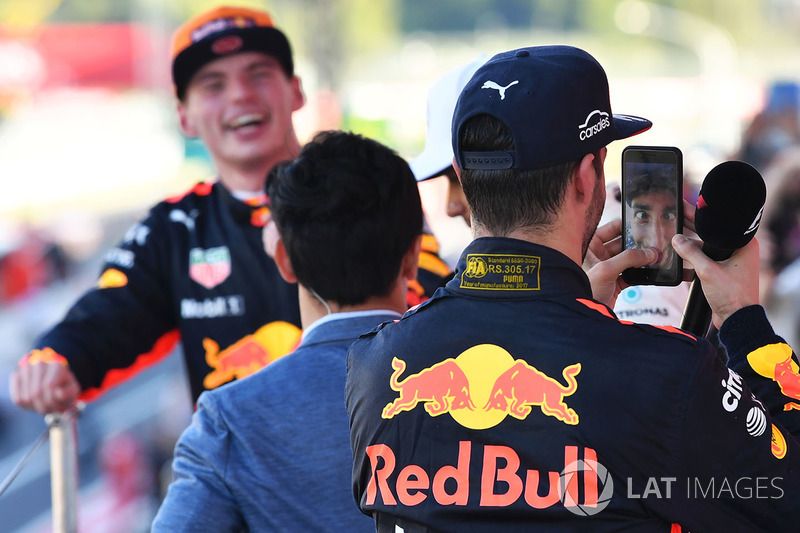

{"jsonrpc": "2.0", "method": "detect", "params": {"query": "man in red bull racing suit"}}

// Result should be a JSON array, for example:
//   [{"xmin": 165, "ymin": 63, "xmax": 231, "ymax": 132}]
[
  {"xmin": 346, "ymin": 46, "xmax": 800, "ymax": 532},
  {"xmin": 9, "ymin": 6, "xmax": 449, "ymax": 411},
  {"xmin": 153, "ymin": 130, "xmax": 423, "ymax": 532}
]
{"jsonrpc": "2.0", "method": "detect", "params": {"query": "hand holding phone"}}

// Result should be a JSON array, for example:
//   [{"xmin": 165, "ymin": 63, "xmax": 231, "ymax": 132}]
[{"xmin": 621, "ymin": 146, "xmax": 683, "ymax": 286}]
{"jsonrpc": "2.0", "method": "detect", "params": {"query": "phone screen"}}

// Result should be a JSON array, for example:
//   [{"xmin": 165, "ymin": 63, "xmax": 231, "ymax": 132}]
[{"xmin": 621, "ymin": 146, "xmax": 683, "ymax": 286}]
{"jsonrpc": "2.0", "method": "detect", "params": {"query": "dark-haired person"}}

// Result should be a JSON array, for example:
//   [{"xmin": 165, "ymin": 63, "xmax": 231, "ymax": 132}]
[
  {"xmin": 347, "ymin": 46, "xmax": 800, "ymax": 531},
  {"xmin": 596, "ymin": 183, "xmax": 691, "ymax": 327},
  {"xmin": 610, "ymin": 174, "xmax": 691, "ymax": 327},
  {"xmin": 624, "ymin": 171, "xmax": 679, "ymax": 271},
  {"xmin": 9, "ymin": 5, "xmax": 305, "ymax": 413},
  {"xmin": 152, "ymin": 131, "xmax": 422, "ymax": 531},
  {"xmin": 10, "ymin": 5, "xmax": 447, "ymax": 415}
]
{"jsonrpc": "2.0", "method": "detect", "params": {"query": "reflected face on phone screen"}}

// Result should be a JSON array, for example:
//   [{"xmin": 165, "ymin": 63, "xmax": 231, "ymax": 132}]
[
  {"xmin": 629, "ymin": 188, "xmax": 678, "ymax": 269},
  {"xmin": 623, "ymin": 157, "xmax": 680, "ymax": 283}
]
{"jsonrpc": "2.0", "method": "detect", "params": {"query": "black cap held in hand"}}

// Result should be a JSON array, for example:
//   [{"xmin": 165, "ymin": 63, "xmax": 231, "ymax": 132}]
[{"xmin": 694, "ymin": 161, "xmax": 766, "ymax": 258}]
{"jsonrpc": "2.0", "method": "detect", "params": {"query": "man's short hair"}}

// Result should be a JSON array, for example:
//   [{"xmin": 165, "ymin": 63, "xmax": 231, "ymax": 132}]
[
  {"xmin": 624, "ymin": 170, "xmax": 676, "ymax": 207},
  {"xmin": 267, "ymin": 131, "xmax": 423, "ymax": 306},
  {"xmin": 458, "ymin": 114, "xmax": 581, "ymax": 235}
]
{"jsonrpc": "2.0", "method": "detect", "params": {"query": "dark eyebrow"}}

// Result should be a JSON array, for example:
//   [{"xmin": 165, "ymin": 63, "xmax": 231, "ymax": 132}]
[
  {"xmin": 193, "ymin": 71, "xmax": 225, "ymax": 84},
  {"xmin": 246, "ymin": 57, "xmax": 281, "ymax": 72},
  {"xmin": 631, "ymin": 202, "xmax": 652, "ymax": 210}
]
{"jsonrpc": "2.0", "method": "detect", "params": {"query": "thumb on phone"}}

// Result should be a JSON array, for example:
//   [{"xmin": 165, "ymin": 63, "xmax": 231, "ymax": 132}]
[{"xmin": 587, "ymin": 247, "xmax": 659, "ymax": 307}]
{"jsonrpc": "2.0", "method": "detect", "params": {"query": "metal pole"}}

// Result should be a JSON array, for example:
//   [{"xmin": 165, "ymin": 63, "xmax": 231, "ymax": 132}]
[{"xmin": 46, "ymin": 410, "xmax": 79, "ymax": 533}]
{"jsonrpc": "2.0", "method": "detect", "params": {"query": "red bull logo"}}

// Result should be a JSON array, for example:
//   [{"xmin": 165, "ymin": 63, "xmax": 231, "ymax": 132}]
[
  {"xmin": 383, "ymin": 358, "xmax": 475, "ymax": 418},
  {"xmin": 203, "ymin": 321, "xmax": 301, "ymax": 389},
  {"xmin": 485, "ymin": 360, "xmax": 580, "ymax": 425},
  {"xmin": 211, "ymin": 35, "xmax": 243, "ymax": 55},
  {"xmin": 383, "ymin": 344, "xmax": 580, "ymax": 429},
  {"xmin": 364, "ymin": 441, "xmax": 605, "ymax": 511},
  {"xmin": 775, "ymin": 358, "xmax": 800, "ymax": 410},
  {"xmin": 746, "ymin": 342, "xmax": 800, "ymax": 411}
]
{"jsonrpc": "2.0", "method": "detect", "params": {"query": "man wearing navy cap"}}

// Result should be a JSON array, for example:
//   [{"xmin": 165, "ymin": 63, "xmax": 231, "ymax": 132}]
[{"xmin": 347, "ymin": 46, "xmax": 800, "ymax": 531}]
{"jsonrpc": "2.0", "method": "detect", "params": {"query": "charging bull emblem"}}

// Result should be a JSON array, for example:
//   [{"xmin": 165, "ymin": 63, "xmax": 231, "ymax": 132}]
[
  {"xmin": 382, "ymin": 345, "xmax": 581, "ymax": 429},
  {"xmin": 747, "ymin": 342, "xmax": 800, "ymax": 411},
  {"xmin": 203, "ymin": 321, "xmax": 301, "ymax": 389},
  {"xmin": 775, "ymin": 358, "xmax": 800, "ymax": 411},
  {"xmin": 484, "ymin": 360, "xmax": 581, "ymax": 425},
  {"xmin": 382, "ymin": 357, "xmax": 476, "ymax": 419}
]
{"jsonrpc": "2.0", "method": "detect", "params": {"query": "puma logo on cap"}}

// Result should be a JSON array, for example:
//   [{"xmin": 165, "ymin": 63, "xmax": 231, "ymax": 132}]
[{"xmin": 481, "ymin": 80, "xmax": 519, "ymax": 100}]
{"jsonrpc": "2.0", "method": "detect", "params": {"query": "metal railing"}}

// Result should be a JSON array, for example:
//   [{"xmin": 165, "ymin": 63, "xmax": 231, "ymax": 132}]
[
  {"xmin": 46, "ymin": 409, "xmax": 80, "ymax": 533},
  {"xmin": 0, "ymin": 405, "xmax": 82, "ymax": 533}
]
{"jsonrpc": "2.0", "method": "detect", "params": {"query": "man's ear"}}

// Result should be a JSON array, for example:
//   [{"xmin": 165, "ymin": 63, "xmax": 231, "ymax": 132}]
[
  {"xmin": 177, "ymin": 102, "xmax": 197, "ymax": 137},
  {"xmin": 401, "ymin": 234, "xmax": 422, "ymax": 282},
  {"xmin": 574, "ymin": 151, "xmax": 602, "ymax": 206},
  {"xmin": 291, "ymin": 76, "xmax": 305, "ymax": 112},
  {"xmin": 273, "ymin": 238, "xmax": 298, "ymax": 284},
  {"xmin": 452, "ymin": 158, "xmax": 463, "ymax": 184}
]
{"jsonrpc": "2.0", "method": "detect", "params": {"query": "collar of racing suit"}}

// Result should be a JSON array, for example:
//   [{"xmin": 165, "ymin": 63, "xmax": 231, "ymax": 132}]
[
  {"xmin": 218, "ymin": 182, "xmax": 271, "ymax": 227},
  {"xmin": 446, "ymin": 237, "xmax": 593, "ymax": 300}
]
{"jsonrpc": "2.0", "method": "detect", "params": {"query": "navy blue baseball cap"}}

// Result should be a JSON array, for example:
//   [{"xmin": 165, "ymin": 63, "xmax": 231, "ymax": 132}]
[{"xmin": 452, "ymin": 46, "xmax": 652, "ymax": 170}]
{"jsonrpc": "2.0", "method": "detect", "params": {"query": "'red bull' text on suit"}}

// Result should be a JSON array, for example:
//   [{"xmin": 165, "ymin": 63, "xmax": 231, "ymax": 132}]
[
  {"xmin": 27, "ymin": 181, "xmax": 450, "ymax": 404},
  {"xmin": 347, "ymin": 237, "xmax": 800, "ymax": 532}
]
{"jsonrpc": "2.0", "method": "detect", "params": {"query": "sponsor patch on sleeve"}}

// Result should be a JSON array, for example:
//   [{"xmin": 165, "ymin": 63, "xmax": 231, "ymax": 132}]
[
  {"xmin": 97, "ymin": 268, "xmax": 128, "ymax": 289},
  {"xmin": 20, "ymin": 348, "xmax": 68, "ymax": 367},
  {"xmin": 459, "ymin": 254, "xmax": 541, "ymax": 291},
  {"xmin": 746, "ymin": 342, "xmax": 800, "ymax": 409}
]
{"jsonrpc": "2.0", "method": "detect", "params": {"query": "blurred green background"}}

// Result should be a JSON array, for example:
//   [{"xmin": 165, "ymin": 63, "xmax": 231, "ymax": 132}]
[{"xmin": 0, "ymin": 0, "xmax": 798, "ymax": 223}]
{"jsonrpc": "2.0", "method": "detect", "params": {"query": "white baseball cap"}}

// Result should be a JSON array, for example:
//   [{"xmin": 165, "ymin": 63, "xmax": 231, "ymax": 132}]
[{"xmin": 410, "ymin": 57, "xmax": 486, "ymax": 182}]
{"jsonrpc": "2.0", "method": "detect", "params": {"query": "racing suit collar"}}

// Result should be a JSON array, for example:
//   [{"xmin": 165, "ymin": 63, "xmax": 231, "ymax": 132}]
[
  {"xmin": 217, "ymin": 181, "xmax": 271, "ymax": 227},
  {"xmin": 447, "ymin": 237, "xmax": 593, "ymax": 299}
]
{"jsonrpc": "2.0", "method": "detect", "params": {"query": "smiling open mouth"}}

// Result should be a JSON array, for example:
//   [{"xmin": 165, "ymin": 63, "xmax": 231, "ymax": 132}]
[{"xmin": 227, "ymin": 113, "xmax": 265, "ymax": 130}]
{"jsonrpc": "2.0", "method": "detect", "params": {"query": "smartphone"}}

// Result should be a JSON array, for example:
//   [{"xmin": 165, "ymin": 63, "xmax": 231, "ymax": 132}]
[{"xmin": 621, "ymin": 146, "xmax": 683, "ymax": 286}]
